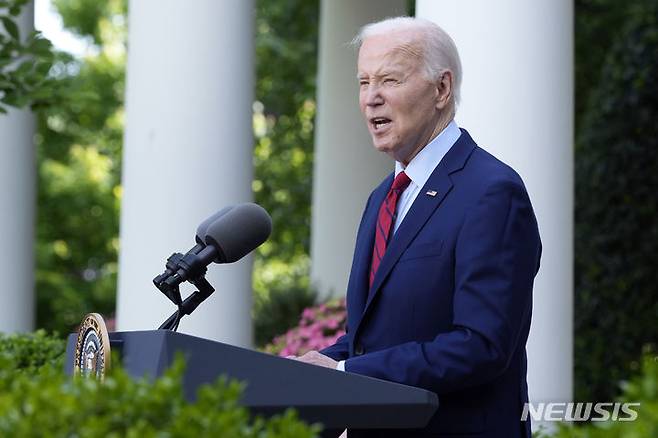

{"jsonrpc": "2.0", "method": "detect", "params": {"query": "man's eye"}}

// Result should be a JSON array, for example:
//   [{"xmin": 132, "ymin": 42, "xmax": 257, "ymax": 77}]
[
  {"xmin": 384, "ymin": 78, "xmax": 397, "ymax": 85},
  {"xmin": 359, "ymin": 81, "xmax": 369, "ymax": 87}
]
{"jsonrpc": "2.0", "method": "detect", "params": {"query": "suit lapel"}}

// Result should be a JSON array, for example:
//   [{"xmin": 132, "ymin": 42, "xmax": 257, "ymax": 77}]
[
  {"xmin": 350, "ymin": 175, "xmax": 392, "ymax": 314},
  {"xmin": 356, "ymin": 129, "xmax": 477, "ymax": 331},
  {"xmin": 366, "ymin": 171, "xmax": 452, "ymax": 309}
]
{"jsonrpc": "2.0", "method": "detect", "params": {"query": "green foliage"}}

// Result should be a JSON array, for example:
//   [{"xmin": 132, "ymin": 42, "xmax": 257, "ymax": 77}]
[
  {"xmin": 253, "ymin": 268, "xmax": 317, "ymax": 347},
  {"xmin": 0, "ymin": 330, "xmax": 66, "ymax": 376},
  {"xmin": 253, "ymin": 0, "xmax": 318, "ymax": 281},
  {"xmin": 0, "ymin": 341, "xmax": 320, "ymax": 437},
  {"xmin": 19, "ymin": 0, "xmax": 322, "ymax": 341},
  {"xmin": 30, "ymin": 0, "xmax": 321, "ymax": 339},
  {"xmin": 34, "ymin": 1, "xmax": 126, "ymax": 333},
  {"xmin": 575, "ymin": 0, "xmax": 632, "ymax": 130},
  {"xmin": 0, "ymin": 0, "xmax": 59, "ymax": 112},
  {"xmin": 574, "ymin": 0, "xmax": 658, "ymax": 403},
  {"xmin": 53, "ymin": 0, "xmax": 126, "ymax": 46},
  {"xmin": 535, "ymin": 351, "xmax": 658, "ymax": 438},
  {"xmin": 251, "ymin": 0, "xmax": 321, "ymax": 342}
]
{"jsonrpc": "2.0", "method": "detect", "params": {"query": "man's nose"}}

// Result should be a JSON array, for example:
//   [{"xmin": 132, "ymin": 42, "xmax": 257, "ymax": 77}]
[{"xmin": 364, "ymin": 85, "xmax": 384, "ymax": 106}]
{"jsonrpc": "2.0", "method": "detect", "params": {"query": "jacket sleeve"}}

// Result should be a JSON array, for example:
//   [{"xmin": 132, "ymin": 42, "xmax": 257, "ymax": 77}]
[
  {"xmin": 343, "ymin": 180, "xmax": 541, "ymax": 394},
  {"xmin": 320, "ymin": 331, "xmax": 350, "ymax": 361},
  {"xmin": 318, "ymin": 190, "xmax": 377, "ymax": 362}
]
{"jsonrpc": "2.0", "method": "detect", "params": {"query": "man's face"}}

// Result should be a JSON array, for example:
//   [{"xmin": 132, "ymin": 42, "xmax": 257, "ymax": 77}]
[{"xmin": 358, "ymin": 32, "xmax": 446, "ymax": 165}]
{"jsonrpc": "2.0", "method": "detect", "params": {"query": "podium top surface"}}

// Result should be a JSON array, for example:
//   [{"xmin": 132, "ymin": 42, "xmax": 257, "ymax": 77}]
[{"xmin": 66, "ymin": 330, "xmax": 438, "ymax": 430}]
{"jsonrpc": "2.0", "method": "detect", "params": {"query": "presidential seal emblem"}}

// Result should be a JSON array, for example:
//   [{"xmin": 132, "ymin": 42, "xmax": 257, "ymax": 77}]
[{"xmin": 74, "ymin": 313, "xmax": 111, "ymax": 379}]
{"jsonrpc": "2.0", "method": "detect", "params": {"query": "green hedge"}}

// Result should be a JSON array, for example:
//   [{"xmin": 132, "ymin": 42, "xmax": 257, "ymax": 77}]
[
  {"xmin": 254, "ymin": 279, "xmax": 317, "ymax": 348},
  {"xmin": 0, "ymin": 332, "xmax": 319, "ymax": 437},
  {"xmin": 0, "ymin": 330, "xmax": 66, "ymax": 375},
  {"xmin": 574, "ymin": 0, "xmax": 658, "ymax": 402},
  {"xmin": 536, "ymin": 352, "xmax": 658, "ymax": 437}
]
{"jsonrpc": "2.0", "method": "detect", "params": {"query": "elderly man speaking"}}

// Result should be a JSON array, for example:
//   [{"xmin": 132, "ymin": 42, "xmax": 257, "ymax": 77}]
[{"xmin": 294, "ymin": 17, "xmax": 541, "ymax": 438}]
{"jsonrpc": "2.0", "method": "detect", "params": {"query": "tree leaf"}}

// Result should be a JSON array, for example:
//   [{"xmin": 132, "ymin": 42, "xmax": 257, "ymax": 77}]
[
  {"xmin": 35, "ymin": 61, "xmax": 51, "ymax": 76},
  {"xmin": 0, "ymin": 16, "xmax": 19, "ymax": 39},
  {"xmin": 15, "ymin": 59, "xmax": 33, "ymax": 75},
  {"xmin": 8, "ymin": 0, "xmax": 28, "ymax": 17},
  {"xmin": 30, "ymin": 36, "xmax": 53, "ymax": 56}
]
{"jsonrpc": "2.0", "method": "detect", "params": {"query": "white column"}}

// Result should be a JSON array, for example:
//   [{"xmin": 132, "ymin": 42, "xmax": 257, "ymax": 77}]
[
  {"xmin": 117, "ymin": 0, "xmax": 254, "ymax": 346},
  {"xmin": 311, "ymin": 0, "xmax": 407, "ymax": 298},
  {"xmin": 0, "ymin": 1, "xmax": 35, "ymax": 333},
  {"xmin": 417, "ymin": 0, "xmax": 574, "ymax": 425}
]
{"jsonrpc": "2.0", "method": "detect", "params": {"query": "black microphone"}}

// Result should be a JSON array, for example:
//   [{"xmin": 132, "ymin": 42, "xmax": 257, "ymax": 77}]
[
  {"xmin": 153, "ymin": 206, "xmax": 235, "ymax": 304},
  {"xmin": 204, "ymin": 203, "xmax": 272, "ymax": 263},
  {"xmin": 155, "ymin": 203, "xmax": 271, "ymax": 331},
  {"xmin": 195, "ymin": 205, "xmax": 235, "ymax": 245},
  {"xmin": 160, "ymin": 203, "xmax": 272, "ymax": 293}
]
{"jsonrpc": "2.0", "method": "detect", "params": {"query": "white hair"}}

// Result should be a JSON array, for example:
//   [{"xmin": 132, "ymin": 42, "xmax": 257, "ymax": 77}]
[{"xmin": 353, "ymin": 16, "xmax": 462, "ymax": 105}]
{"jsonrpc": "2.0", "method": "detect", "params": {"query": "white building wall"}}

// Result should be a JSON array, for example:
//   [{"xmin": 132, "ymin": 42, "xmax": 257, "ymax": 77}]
[
  {"xmin": 117, "ymin": 0, "xmax": 255, "ymax": 346},
  {"xmin": 0, "ymin": 1, "xmax": 36, "ymax": 333}
]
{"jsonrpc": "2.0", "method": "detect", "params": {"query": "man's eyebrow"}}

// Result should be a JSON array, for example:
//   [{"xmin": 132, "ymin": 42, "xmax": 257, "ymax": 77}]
[{"xmin": 356, "ymin": 69, "xmax": 405, "ymax": 80}]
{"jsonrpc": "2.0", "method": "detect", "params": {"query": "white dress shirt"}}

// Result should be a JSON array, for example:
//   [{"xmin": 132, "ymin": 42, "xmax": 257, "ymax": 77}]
[
  {"xmin": 392, "ymin": 119, "xmax": 461, "ymax": 233},
  {"xmin": 336, "ymin": 120, "xmax": 462, "ymax": 372}
]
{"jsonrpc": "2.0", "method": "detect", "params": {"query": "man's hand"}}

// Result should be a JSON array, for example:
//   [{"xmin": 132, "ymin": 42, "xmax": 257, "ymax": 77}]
[{"xmin": 288, "ymin": 351, "xmax": 338, "ymax": 369}]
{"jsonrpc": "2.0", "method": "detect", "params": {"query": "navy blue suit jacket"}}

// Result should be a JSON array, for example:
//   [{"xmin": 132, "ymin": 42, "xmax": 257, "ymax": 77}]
[{"xmin": 321, "ymin": 129, "xmax": 541, "ymax": 437}]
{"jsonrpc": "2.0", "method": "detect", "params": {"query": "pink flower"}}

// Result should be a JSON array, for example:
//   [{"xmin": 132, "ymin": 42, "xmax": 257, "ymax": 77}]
[
  {"xmin": 324, "ymin": 318, "xmax": 339, "ymax": 330},
  {"xmin": 265, "ymin": 298, "xmax": 347, "ymax": 357},
  {"xmin": 302, "ymin": 308, "xmax": 315, "ymax": 321}
]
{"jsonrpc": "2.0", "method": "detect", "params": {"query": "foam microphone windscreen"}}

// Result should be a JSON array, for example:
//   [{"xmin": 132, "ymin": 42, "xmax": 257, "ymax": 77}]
[
  {"xmin": 195, "ymin": 205, "xmax": 235, "ymax": 244},
  {"xmin": 204, "ymin": 203, "xmax": 272, "ymax": 263}
]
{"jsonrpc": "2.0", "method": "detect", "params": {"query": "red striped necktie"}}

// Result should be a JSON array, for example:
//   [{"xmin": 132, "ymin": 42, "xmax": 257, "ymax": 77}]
[{"xmin": 369, "ymin": 171, "xmax": 412, "ymax": 288}]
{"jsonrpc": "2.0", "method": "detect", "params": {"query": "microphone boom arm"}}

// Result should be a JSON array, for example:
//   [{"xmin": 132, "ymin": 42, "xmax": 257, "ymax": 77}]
[{"xmin": 158, "ymin": 274, "xmax": 215, "ymax": 331}]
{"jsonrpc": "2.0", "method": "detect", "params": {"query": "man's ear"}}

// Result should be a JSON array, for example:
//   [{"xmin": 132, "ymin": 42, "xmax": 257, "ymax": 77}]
[{"xmin": 435, "ymin": 70, "xmax": 453, "ymax": 110}]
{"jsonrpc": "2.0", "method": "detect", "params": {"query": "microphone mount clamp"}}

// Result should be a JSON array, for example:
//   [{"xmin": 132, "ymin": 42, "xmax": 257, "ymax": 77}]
[{"xmin": 154, "ymin": 252, "xmax": 216, "ymax": 332}]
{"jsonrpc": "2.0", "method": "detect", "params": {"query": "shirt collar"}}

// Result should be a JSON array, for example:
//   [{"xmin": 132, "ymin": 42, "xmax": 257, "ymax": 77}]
[{"xmin": 395, "ymin": 120, "xmax": 462, "ymax": 189}]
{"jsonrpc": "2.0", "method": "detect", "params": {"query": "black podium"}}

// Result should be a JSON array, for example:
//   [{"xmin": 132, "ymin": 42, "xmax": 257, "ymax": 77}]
[{"xmin": 66, "ymin": 330, "xmax": 438, "ymax": 435}]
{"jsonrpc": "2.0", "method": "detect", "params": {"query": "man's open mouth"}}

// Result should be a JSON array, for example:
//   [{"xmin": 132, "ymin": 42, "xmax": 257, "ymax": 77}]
[{"xmin": 371, "ymin": 117, "xmax": 392, "ymax": 131}]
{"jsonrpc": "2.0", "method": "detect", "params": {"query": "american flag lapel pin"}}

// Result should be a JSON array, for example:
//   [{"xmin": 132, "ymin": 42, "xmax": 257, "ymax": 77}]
[{"xmin": 426, "ymin": 190, "xmax": 438, "ymax": 197}]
